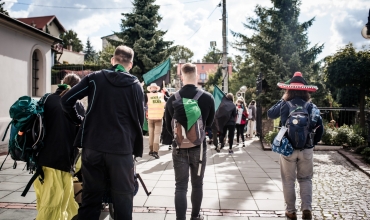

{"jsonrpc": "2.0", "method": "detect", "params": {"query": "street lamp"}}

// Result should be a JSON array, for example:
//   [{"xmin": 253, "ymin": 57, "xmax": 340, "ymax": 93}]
[{"xmin": 361, "ymin": 9, "xmax": 370, "ymax": 39}]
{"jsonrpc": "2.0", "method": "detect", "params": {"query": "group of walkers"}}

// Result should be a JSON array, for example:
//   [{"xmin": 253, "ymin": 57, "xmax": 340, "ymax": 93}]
[{"xmin": 29, "ymin": 44, "xmax": 323, "ymax": 220}]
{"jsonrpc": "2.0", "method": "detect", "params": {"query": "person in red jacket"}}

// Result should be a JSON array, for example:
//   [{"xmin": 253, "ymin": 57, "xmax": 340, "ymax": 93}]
[{"xmin": 235, "ymin": 97, "xmax": 248, "ymax": 147}]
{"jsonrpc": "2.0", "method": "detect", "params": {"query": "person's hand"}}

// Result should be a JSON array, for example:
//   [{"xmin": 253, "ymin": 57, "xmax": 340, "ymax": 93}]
[{"xmin": 162, "ymin": 87, "xmax": 167, "ymax": 92}]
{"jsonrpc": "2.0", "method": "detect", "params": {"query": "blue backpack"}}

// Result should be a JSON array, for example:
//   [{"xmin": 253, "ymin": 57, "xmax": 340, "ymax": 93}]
[{"xmin": 285, "ymin": 101, "xmax": 319, "ymax": 149}]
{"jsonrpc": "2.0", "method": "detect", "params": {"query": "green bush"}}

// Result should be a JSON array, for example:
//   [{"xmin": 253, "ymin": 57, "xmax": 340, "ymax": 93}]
[
  {"xmin": 348, "ymin": 133, "xmax": 365, "ymax": 148},
  {"xmin": 336, "ymin": 124, "xmax": 351, "ymax": 145},
  {"xmin": 264, "ymin": 130, "xmax": 278, "ymax": 145},
  {"xmin": 321, "ymin": 127, "xmax": 338, "ymax": 145}
]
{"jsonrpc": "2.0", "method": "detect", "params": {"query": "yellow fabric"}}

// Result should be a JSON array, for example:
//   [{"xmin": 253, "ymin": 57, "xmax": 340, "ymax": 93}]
[
  {"xmin": 75, "ymin": 153, "xmax": 81, "ymax": 174},
  {"xmin": 147, "ymin": 93, "xmax": 165, "ymax": 120},
  {"xmin": 34, "ymin": 167, "xmax": 79, "ymax": 220}
]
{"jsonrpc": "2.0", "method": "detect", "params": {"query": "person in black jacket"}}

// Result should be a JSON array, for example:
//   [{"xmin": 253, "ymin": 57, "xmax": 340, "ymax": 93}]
[
  {"xmin": 165, "ymin": 63, "xmax": 215, "ymax": 220},
  {"xmin": 34, "ymin": 73, "xmax": 85, "ymax": 220},
  {"xmin": 219, "ymin": 93, "xmax": 237, "ymax": 154},
  {"xmin": 60, "ymin": 45, "xmax": 144, "ymax": 220}
]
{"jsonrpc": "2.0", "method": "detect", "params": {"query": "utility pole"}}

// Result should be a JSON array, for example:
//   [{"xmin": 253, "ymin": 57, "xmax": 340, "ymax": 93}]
[{"xmin": 221, "ymin": 0, "xmax": 228, "ymax": 93}]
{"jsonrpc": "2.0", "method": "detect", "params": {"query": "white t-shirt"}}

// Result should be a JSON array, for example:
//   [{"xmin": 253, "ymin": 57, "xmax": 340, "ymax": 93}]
[{"xmin": 236, "ymin": 107, "xmax": 244, "ymax": 124}]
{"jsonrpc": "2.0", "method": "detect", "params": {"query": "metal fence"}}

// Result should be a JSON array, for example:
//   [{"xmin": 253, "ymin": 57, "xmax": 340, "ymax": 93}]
[
  {"xmin": 51, "ymin": 65, "xmax": 104, "ymax": 84},
  {"xmin": 318, "ymin": 107, "xmax": 370, "ymax": 127}
]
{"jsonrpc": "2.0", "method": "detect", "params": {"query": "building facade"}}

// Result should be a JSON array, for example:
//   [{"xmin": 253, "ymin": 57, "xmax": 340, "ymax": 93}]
[{"xmin": 0, "ymin": 13, "xmax": 62, "ymax": 143}]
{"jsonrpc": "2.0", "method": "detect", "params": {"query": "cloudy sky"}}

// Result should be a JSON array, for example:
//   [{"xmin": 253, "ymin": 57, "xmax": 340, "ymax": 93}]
[{"xmin": 3, "ymin": 0, "xmax": 370, "ymax": 62}]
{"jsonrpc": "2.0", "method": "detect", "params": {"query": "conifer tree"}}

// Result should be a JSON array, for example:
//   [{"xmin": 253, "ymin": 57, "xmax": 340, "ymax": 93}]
[
  {"xmin": 232, "ymin": 0, "xmax": 324, "ymax": 106},
  {"xmin": 84, "ymin": 38, "xmax": 96, "ymax": 62},
  {"xmin": 111, "ymin": 0, "xmax": 173, "ymax": 79},
  {"xmin": 0, "ymin": 0, "xmax": 9, "ymax": 16}
]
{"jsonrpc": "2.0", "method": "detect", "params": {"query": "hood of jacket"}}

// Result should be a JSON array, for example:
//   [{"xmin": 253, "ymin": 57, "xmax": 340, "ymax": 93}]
[{"xmin": 103, "ymin": 65, "xmax": 139, "ymax": 87}]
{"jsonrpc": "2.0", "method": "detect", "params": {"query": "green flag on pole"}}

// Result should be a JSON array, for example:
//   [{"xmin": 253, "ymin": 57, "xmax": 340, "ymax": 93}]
[
  {"xmin": 213, "ymin": 84, "xmax": 225, "ymax": 111},
  {"xmin": 143, "ymin": 58, "xmax": 171, "ymax": 86}
]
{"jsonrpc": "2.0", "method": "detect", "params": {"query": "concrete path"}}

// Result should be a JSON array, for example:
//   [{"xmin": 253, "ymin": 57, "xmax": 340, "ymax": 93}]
[{"xmin": 0, "ymin": 137, "xmax": 369, "ymax": 219}]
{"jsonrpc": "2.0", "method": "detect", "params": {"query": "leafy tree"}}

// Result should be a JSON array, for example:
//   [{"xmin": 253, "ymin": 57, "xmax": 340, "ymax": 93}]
[
  {"xmin": 204, "ymin": 67, "xmax": 222, "ymax": 93},
  {"xmin": 203, "ymin": 47, "xmax": 222, "ymax": 63},
  {"xmin": 99, "ymin": 44, "xmax": 115, "ymax": 68},
  {"xmin": 232, "ymin": 0, "xmax": 324, "ymax": 108},
  {"xmin": 324, "ymin": 43, "xmax": 370, "ymax": 128},
  {"xmin": 110, "ymin": 0, "xmax": 173, "ymax": 80},
  {"xmin": 60, "ymin": 30, "xmax": 83, "ymax": 52},
  {"xmin": 0, "ymin": 0, "xmax": 9, "ymax": 16},
  {"xmin": 84, "ymin": 38, "xmax": 96, "ymax": 62},
  {"xmin": 169, "ymin": 45, "xmax": 194, "ymax": 87}
]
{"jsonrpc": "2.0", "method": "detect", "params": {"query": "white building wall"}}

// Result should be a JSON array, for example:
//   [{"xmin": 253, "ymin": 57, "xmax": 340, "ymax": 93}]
[
  {"xmin": 59, "ymin": 49, "xmax": 84, "ymax": 64},
  {"xmin": 47, "ymin": 21, "xmax": 62, "ymax": 38},
  {"xmin": 0, "ymin": 23, "xmax": 53, "ymax": 144}
]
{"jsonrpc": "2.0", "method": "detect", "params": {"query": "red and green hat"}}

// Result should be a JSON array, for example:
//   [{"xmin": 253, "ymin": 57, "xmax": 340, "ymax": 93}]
[{"xmin": 277, "ymin": 72, "xmax": 318, "ymax": 92}]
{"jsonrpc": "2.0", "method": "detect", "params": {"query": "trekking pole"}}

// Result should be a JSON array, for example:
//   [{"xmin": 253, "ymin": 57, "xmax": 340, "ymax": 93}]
[{"xmin": 136, "ymin": 174, "xmax": 151, "ymax": 196}]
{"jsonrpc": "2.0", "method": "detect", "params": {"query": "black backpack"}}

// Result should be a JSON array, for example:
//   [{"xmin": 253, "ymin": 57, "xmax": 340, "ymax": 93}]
[{"xmin": 285, "ymin": 101, "xmax": 319, "ymax": 149}]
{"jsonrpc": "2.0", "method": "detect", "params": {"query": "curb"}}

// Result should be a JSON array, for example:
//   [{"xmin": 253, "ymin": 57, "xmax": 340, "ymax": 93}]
[{"xmin": 337, "ymin": 149, "xmax": 370, "ymax": 178}]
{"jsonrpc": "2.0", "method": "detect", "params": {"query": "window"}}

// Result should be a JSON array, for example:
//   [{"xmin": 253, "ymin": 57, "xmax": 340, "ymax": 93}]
[
  {"xmin": 32, "ymin": 51, "xmax": 39, "ymax": 97},
  {"xmin": 200, "ymin": 73, "xmax": 207, "ymax": 80}
]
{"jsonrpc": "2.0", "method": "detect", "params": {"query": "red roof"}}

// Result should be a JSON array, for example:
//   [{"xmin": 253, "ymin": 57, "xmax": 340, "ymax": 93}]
[{"xmin": 17, "ymin": 15, "xmax": 66, "ymax": 32}]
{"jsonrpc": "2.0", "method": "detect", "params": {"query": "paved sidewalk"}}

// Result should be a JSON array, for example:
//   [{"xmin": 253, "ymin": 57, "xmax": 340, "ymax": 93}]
[{"xmin": 0, "ymin": 137, "xmax": 369, "ymax": 219}]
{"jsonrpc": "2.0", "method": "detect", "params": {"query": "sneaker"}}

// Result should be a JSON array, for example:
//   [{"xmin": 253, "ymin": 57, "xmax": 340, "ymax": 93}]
[
  {"xmin": 168, "ymin": 145, "xmax": 172, "ymax": 150},
  {"xmin": 190, "ymin": 215, "xmax": 204, "ymax": 220},
  {"xmin": 153, "ymin": 152, "xmax": 160, "ymax": 159},
  {"xmin": 228, "ymin": 149, "xmax": 233, "ymax": 154},
  {"xmin": 220, "ymin": 144, "xmax": 224, "ymax": 149},
  {"xmin": 302, "ymin": 210, "xmax": 312, "ymax": 219},
  {"xmin": 149, "ymin": 151, "xmax": 153, "ymax": 156},
  {"xmin": 285, "ymin": 211, "xmax": 297, "ymax": 220},
  {"xmin": 216, "ymin": 147, "xmax": 220, "ymax": 153},
  {"xmin": 242, "ymin": 143, "xmax": 245, "ymax": 147}
]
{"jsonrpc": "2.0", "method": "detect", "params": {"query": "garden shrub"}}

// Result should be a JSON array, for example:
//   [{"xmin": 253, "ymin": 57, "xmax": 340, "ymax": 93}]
[
  {"xmin": 336, "ymin": 124, "xmax": 351, "ymax": 146},
  {"xmin": 264, "ymin": 130, "xmax": 278, "ymax": 145},
  {"xmin": 348, "ymin": 133, "xmax": 365, "ymax": 148},
  {"xmin": 321, "ymin": 127, "xmax": 338, "ymax": 145}
]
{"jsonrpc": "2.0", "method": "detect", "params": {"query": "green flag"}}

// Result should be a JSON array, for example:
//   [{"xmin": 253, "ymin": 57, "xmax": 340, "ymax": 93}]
[
  {"xmin": 183, "ymin": 98, "xmax": 201, "ymax": 131},
  {"xmin": 143, "ymin": 58, "xmax": 171, "ymax": 85},
  {"xmin": 212, "ymin": 85, "xmax": 225, "ymax": 111}
]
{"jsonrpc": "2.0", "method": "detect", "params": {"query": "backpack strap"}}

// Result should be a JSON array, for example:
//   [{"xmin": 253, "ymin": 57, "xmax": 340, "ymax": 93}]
[
  {"xmin": 38, "ymin": 93, "xmax": 51, "ymax": 106},
  {"xmin": 1, "ymin": 121, "xmax": 12, "ymax": 142},
  {"xmin": 174, "ymin": 91, "xmax": 181, "ymax": 100},
  {"xmin": 21, "ymin": 166, "xmax": 44, "ymax": 197},
  {"xmin": 193, "ymin": 90, "xmax": 204, "ymax": 101},
  {"xmin": 0, "ymin": 151, "xmax": 10, "ymax": 170}
]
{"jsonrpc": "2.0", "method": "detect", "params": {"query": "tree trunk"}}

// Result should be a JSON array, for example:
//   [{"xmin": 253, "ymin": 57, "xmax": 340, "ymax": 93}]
[{"xmin": 359, "ymin": 85, "xmax": 366, "ymax": 129}]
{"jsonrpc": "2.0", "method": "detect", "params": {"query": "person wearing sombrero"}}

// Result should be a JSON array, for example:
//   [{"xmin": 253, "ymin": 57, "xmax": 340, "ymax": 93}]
[
  {"xmin": 146, "ymin": 83, "xmax": 166, "ymax": 159},
  {"xmin": 267, "ymin": 72, "xmax": 323, "ymax": 220}
]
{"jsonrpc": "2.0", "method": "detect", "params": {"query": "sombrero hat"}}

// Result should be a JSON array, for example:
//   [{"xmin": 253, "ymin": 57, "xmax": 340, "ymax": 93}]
[
  {"xmin": 277, "ymin": 72, "xmax": 318, "ymax": 92},
  {"xmin": 147, "ymin": 83, "xmax": 161, "ymax": 91}
]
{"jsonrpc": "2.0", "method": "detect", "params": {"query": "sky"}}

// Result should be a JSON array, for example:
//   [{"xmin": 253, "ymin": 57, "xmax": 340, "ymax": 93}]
[{"xmin": 3, "ymin": 0, "xmax": 370, "ymax": 62}]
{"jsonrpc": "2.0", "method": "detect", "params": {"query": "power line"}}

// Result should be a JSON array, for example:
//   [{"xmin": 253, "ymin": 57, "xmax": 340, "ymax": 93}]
[
  {"xmin": 187, "ymin": 3, "xmax": 220, "ymax": 40},
  {"xmin": 4, "ymin": 0, "xmax": 207, "ymax": 10}
]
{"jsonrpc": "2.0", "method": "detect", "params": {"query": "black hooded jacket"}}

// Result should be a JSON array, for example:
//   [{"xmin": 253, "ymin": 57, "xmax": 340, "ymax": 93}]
[
  {"xmin": 60, "ymin": 65, "xmax": 145, "ymax": 157},
  {"xmin": 38, "ymin": 87, "xmax": 85, "ymax": 173}
]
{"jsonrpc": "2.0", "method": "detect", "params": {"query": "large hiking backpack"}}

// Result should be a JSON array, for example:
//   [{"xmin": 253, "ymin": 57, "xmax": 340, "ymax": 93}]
[
  {"xmin": 0, "ymin": 93, "xmax": 50, "ymax": 196},
  {"xmin": 285, "ymin": 101, "xmax": 319, "ymax": 149}
]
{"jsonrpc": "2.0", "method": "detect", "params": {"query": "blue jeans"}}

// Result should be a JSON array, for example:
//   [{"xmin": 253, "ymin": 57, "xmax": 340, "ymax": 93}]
[{"xmin": 172, "ymin": 145, "xmax": 207, "ymax": 220}]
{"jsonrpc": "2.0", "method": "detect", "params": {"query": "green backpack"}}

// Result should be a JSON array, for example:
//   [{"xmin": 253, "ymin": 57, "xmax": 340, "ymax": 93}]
[{"xmin": 0, "ymin": 93, "xmax": 50, "ymax": 196}]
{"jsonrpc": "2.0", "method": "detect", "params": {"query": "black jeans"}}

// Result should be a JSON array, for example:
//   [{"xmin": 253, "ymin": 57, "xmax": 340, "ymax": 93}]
[
  {"xmin": 235, "ymin": 124, "xmax": 245, "ymax": 143},
  {"xmin": 172, "ymin": 145, "xmax": 207, "ymax": 220},
  {"xmin": 78, "ymin": 148, "xmax": 134, "ymax": 220},
  {"xmin": 219, "ymin": 125, "xmax": 236, "ymax": 149}
]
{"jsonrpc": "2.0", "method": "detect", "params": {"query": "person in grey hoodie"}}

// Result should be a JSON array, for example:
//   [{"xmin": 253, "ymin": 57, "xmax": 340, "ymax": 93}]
[
  {"xmin": 247, "ymin": 100, "xmax": 256, "ymax": 138},
  {"xmin": 60, "ymin": 45, "xmax": 144, "ymax": 220}
]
